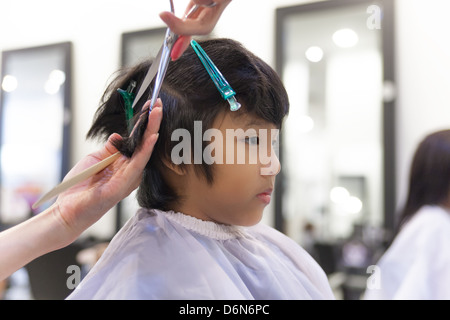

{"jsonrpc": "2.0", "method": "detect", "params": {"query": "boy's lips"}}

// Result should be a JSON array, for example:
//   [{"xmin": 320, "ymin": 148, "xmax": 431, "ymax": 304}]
[{"xmin": 257, "ymin": 189, "xmax": 273, "ymax": 204}]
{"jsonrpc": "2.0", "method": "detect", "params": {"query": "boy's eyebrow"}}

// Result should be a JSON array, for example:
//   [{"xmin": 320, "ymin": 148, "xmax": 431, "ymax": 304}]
[{"xmin": 243, "ymin": 118, "xmax": 268, "ymax": 128}]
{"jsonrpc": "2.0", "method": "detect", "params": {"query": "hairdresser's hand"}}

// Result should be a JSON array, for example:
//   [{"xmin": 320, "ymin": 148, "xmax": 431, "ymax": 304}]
[
  {"xmin": 159, "ymin": 0, "xmax": 232, "ymax": 60},
  {"xmin": 0, "ymin": 100, "xmax": 162, "ymax": 281},
  {"xmin": 54, "ymin": 99, "xmax": 162, "ymax": 244}
]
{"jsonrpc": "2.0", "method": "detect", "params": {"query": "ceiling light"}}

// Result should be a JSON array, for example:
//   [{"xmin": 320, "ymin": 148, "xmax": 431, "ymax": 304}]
[
  {"xmin": 2, "ymin": 75, "xmax": 18, "ymax": 92},
  {"xmin": 305, "ymin": 46, "xmax": 324, "ymax": 63},
  {"xmin": 333, "ymin": 28, "xmax": 359, "ymax": 48}
]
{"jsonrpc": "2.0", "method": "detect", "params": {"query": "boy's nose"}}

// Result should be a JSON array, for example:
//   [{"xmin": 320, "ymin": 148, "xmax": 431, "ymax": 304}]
[{"xmin": 261, "ymin": 152, "xmax": 281, "ymax": 176}]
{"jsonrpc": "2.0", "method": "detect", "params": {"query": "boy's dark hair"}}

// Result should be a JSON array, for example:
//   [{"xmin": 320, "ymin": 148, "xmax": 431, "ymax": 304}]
[{"xmin": 87, "ymin": 38, "xmax": 289, "ymax": 211}]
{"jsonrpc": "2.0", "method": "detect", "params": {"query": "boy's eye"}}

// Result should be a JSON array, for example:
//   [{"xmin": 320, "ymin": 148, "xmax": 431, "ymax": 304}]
[
  {"xmin": 272, "ymin": 139, "xmax": 278, "ymax": 147},
  {"xmin": 245, "ymin": 136, "xmax": 260, "ymax": 145}
]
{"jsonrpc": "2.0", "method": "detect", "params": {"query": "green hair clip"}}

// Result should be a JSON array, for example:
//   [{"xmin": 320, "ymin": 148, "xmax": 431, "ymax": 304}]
[
  {"xmin": 190, "ymin": 40, "xmax": 241, "ymax": 112},
  {"xmin": 117, "ymin": 81, "xmax": 137, "ymax": 134}
]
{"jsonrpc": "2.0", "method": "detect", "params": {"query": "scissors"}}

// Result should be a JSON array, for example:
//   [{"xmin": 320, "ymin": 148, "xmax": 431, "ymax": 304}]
[
  {"xmin": 132, "ymin": 0, "xmax": 217, "ymax": 112},
  {"xmin": 32, "ymin": 0, "xmax": 216, "ymax": 209}
]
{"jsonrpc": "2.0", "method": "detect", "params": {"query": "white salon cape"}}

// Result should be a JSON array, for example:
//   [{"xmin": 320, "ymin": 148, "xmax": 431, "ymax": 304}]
[
  {"xmin": 67, "ymin": 208, "xmax": 334, "ymax": 300},
  {"xmin": 364, "ymin": 205, "xmax": 450, "ymax": 300}
]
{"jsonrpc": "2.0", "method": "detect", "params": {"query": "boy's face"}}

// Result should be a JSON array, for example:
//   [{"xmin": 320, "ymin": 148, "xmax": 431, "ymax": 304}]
[{"xmin": 179, "ymin": 111, "xmax": 281, "ymax": 226}]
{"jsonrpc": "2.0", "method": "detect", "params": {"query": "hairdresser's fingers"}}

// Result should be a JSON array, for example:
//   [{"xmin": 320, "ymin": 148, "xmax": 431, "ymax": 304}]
[
  {"xmin": 160, "ymin": 0, "xmax": 230, "ymax": 35},
  {"xmin": 145, "ymin": 99, "xmax": 163, "ymax": 138},
  {"xmin": 171, "ymin": 35, "xmax": 192, "ymax": 61},
  {"xmin": 159, "ymin": 11, "xmax": 216, "ymax": 36},
  {"xmin": 89, "ymin": 133, "xmax": 122, "ymax": 165},
  {"xmin": 96, "ymin": 133, "xmax": 122, "ymax": 160},
  {"xmin": 194, "ymin": 0, "xmax": 222, "ymax": 5},
  {"xmin": 130, "ymin": 99, "xmax": 162, "ymax": 144},
  {"xmin": 186, "ymin": 0, "xmax": 232, "ymax": 22},
  {"xmin": 126, "ymin": 99, "xmax": 163, "ymax": 175},
  {"xmin": 161, "ymin": 1, "xmax": 230, "ymax": 60},
  {"xmin": 61, "ymin": 134, "xmax": 122, "ymax": 181}
]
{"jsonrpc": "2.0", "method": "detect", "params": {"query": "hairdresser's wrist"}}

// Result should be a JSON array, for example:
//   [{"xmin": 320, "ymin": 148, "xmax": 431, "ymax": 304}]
[
  {"xmin": 46, "ymin": 203, "xmax": 82, "ymax": 249},
  {"xmin": 23, "ymin": 204, "xmax": 77, "ymax": 256},
  {"xmin": 0, "ymin": 205, "xmax": 72, "ymax": 281}
]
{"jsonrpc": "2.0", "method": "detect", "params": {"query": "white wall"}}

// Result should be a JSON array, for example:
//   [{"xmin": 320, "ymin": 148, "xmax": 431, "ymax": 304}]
[
  {"xmin": 395, "ymin": 0, "xmax": 450, "ymax": 207},
  {"xmin": 1, "ymin": 0, "xmax": 450, "ymax": 236}
]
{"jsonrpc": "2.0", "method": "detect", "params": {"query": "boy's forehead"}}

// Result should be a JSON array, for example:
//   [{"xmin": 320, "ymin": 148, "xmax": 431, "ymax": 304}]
[{"xmin": 214, "ymin": 110, "xmax": 276, "ymax": 130}]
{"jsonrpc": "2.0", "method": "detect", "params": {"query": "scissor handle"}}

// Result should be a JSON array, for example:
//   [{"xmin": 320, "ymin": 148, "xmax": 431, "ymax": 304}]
[
  {"xmin": 145, "ymin": 1, "xmax": 219, "ymax": 111},
  {"xmin": 185, "ymin": 2, "xmax": 217, "ymax": 19}
]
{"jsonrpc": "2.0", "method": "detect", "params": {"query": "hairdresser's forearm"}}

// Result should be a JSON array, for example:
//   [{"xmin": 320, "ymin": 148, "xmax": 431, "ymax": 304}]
[{"xmin": 0, "ymin": 205, "xmax": 69, "ymax": 281}]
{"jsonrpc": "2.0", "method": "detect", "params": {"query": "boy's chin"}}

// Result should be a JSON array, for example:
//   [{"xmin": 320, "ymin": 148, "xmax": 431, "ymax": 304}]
[{"xmin": 233, "ymin": 211, "xmax": 264, "ymax": 227}]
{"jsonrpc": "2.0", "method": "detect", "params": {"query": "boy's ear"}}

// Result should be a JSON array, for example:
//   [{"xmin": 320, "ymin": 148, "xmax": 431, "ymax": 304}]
[{"xmin": 161, "ymin": 157, "xmax": 186, "ymax": 176}]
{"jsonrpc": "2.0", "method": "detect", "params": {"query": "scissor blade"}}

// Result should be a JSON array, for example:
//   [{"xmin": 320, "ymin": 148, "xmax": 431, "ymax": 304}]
[
  {"xmin": 131, "ymin": 44, "xmax": 164, "ymax": 110},
  {"xmin": 149, "ymin": 43, "xmax": 172, "ymax": 110}
]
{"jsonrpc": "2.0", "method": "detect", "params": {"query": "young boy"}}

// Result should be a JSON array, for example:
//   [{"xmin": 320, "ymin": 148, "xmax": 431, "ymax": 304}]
[{"xmin": 67, "ymin": 38, "xmax": 334, "ymax": 300}]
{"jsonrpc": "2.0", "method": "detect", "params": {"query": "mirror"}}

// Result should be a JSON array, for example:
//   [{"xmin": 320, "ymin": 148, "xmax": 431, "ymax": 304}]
[
  {"xmin": 275, "ymin": 0, "xmax": 395, "ymax": 245},
  {"xmin": 121, "ymin": 28, "xmax": 167, "ymax": 67},
  {"xmin": 0, "ymin": 42, "xmax": 72, "ymax": 225}
]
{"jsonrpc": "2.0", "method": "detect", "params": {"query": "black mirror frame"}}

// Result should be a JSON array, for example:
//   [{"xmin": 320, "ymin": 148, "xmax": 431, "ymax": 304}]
[
  {"xmin": 0, "ymin": 42, "xmax": 72, "ymax": 225},
  {"xmin": 274, "ymin": 0, "xmax": 396, "ymax": 233}
]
